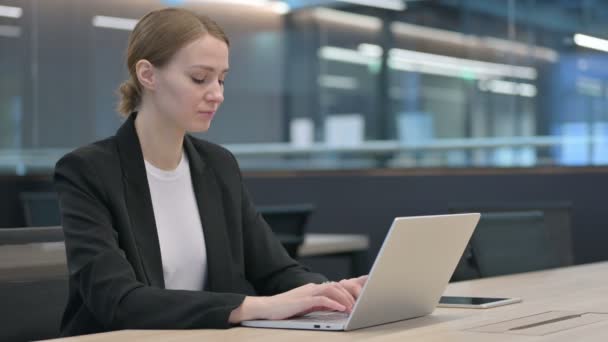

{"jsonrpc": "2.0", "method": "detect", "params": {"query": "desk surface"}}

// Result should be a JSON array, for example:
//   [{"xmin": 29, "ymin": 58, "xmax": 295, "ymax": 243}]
[
  {"xmin": 0, "ymin": 234, "xmax": 370, "ymax": 281},
  {"xmin": 46, "ymin": 261, "xmax": 608, "ymax": 342},
  {"xmin": 298, "ymin": 233, "xmax": 369, "ymax": 257}
]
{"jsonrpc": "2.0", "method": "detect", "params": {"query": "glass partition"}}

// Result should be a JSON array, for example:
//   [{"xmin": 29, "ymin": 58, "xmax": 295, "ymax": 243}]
[{"xmin": 1, "ymin": 0, "xmax": 607, "ymax": 174}]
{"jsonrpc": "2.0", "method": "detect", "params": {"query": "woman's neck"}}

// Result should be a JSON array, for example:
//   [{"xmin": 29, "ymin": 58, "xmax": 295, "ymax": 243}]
[{"xmin": 135, "ymin": 105, "xmax": 185, "ymax": 171}]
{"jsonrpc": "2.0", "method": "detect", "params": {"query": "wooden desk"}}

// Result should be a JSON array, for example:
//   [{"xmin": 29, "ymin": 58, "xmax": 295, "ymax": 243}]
[
  {"xmin": 45, "ymin": 262, "xmax": 608, "ymax": 341},
  {"xmin": 299, "ymin": 233, "xmax": 369, "ymax": 277},
  {"xmin": 0, "ymin": 242, "xmax": 66, "ymax": 281},
  {"xmin": 298, "ymin": 234, "xmax": 369, "ymax": 257},
  {"xmin": 0, "ymin": 234, "xmax": 370, "ymax": 281}
]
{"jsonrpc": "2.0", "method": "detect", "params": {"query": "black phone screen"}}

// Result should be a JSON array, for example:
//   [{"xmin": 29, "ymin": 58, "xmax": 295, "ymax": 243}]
[{"xmin": 439, "ymin": 296, "xmax": 508, "ymax": 305}]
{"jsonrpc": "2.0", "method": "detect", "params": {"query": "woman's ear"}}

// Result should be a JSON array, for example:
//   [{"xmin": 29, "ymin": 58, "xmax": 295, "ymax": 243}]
[{"xmin": 135, "ymin": 59, "xmax": 156, "ymax": 91}]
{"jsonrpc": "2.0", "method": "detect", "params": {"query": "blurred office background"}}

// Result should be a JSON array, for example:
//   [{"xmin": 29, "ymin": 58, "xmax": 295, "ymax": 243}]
[
  {"xmin": 1, "ymin": 0, "xmax": 608, "ymax": 171},
  {"xmin": 1, "ymin": 1, "xmax": 608, "ymax": 339}
]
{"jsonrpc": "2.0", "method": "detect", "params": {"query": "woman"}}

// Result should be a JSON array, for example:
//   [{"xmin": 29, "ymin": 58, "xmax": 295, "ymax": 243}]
[{"xmin": 54, "ymin": 7, "xmax": 366, "ymax": 337}]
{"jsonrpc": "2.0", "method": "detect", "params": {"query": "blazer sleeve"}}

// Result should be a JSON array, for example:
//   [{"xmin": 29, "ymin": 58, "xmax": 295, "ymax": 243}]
[
  {"xmin": 55, "ymin": 152, "xmax": 246, "ymax": 330},
  {"xmin": 232, "ymin": 157, "xmax": 328, "ymax": 295}
]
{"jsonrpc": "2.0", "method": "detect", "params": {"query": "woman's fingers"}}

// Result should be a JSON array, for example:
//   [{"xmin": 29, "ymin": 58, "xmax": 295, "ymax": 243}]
[
  {"xmin": 334, "ymin": 283, "xmax": 356, "ymax": 308},
  {"xmin": 259, "ymin": 281, "xmax": 369, "ymax": 320},
  {"xmin": 339, "ymin": 279, "xmax": 363, "ymax": 298},
  {"xmin": 356, "ymin": 275, "xmax": 368, "ymax": 286},
  {"xmin": 317, "ymin": 282, "xmax": 355, "ymax": 310},
  {"xmin": 290, "ymin": 296, "xmax": 348, "ymax": 318},
  {"xmin": 339, "ymin": 274, "xmax": 368, "ymax": 298},
  {"xmin": 331, "ymin": 281, "xmax": 356, "ymax": 307},
  {"xmin": 308, "ymin": 296, "xmax": 347, "ymax": 312}
]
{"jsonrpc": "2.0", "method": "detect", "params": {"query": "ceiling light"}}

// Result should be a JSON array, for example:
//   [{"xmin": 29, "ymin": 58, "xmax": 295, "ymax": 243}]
[
  {"xmin": 319, "ymin": 46, "xmax": 379, "ymax": 65},
  {"xmin": 270, "ymin": 2, "xmax": 290, "ymax": 14},
  {"xmin": 92, "ymin": 15, "xmax": 138, "ymax": 31},
  {"xmin": 318, "ymin": 74, "xmax": 359, "ymax": 90},
  {"xmin": 389, "ymin": 48, "xmax": 537, "ymax": 80},
  {"xmin": 336, "ymin": 0, "xmax": 406, "ymax": 11},
  {"xmin": 391, "ymin": 21, "xmax": 558, "ymax": 62},
  {"xmin": 320, "ymin": 45, "xmax": 537, "ymax": 80},
  {"xmin": 574, "ymin": 33, "xmax": 608, "ymax": 53},
  {"xmin": 187, "ymin": 0, "xmax": 289, "ymax": 14},
  {"xmin": 358, "ymin": 43, "xmax": 383, "ymax": 57},
  {"xmin": 0, "ymin": 5, "xmax": 22, "ymax": 18},
  {"xmin": 478, "ymin": 79, "xmax": 537, "ymax": 97},
  {"xmin": 313, "ymin": 8, "xmax": 381, "ymax": 30}
]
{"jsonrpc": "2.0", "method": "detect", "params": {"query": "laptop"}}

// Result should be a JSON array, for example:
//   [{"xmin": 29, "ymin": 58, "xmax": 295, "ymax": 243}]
[{"xmin": 241, "ymin": 213, "xmax": 480, "ymax": 331}]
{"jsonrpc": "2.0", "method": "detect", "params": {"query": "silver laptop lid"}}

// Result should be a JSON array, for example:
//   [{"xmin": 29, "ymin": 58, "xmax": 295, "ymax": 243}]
[{"xmin": 345, "ymin": 213, "xmax": 480, "ymax": 330}]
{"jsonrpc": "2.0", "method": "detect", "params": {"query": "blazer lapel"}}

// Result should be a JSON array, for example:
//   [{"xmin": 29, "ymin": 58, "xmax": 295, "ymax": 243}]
[
  {"xmin": 115, "ymin": 114, "xmax": 165, "ymax": 288},
  {"xmin": 183, "ymin": 136, "xmax": 234, "ymax": 292}
]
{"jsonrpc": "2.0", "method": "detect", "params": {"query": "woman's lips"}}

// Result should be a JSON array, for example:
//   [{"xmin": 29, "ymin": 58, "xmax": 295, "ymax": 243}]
[{"xmin": 197, "ymin": 111, "xmax": 215, "ymax": 117}]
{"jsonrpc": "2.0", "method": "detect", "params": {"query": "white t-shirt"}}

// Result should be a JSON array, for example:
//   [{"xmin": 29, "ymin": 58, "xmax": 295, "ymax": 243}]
[{"xmin": 144, "ymin": 151, "xmax": 207, "ymax": 291}]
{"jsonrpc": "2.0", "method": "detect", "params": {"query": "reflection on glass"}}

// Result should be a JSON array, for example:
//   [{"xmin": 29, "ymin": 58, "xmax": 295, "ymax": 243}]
[{"xmin": 1, "ymin": 0, "xmax": 608, "ymax": 173}]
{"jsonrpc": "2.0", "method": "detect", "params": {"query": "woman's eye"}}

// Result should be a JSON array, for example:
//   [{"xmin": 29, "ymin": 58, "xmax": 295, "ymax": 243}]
[
  {"xmin": 191, "ymin": 76, "xmax": 224, "ymax": 86},
  {"xmin": 191, "ymin": 77, "xmax": 206, "ymax": 84}
]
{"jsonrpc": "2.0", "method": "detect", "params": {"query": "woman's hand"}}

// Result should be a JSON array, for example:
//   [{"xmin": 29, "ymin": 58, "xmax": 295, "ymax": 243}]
[
  {"xmin": 338, "ymin": 275, "xmax": 368, "ymax": 299},
  {"xmin": 229, "ymin": 275, "xmax": 369, "ymax": 323}
]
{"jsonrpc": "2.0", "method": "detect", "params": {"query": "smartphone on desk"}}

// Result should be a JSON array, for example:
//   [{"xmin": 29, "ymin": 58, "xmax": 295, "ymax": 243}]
[{"xmin": 438, "ymin": 296, "xmax": 522, "ymax": 309}]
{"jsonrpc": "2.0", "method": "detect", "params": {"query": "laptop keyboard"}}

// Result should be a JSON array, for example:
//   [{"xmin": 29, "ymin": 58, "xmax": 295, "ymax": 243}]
[{"xmin": 291, "ymin": 311, "xmax": 349, "ymax": 322}]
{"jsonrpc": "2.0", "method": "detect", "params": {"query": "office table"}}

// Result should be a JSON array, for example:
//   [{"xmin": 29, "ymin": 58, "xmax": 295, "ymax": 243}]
[
  {"xmin": 299, "ymin": 233, "xmax": 369, "ymax": 277},
  {"xmin": 299, "ymin": 234, "xmax": 369, "ymax": 257},
  {"xmin": 0, "ymin": 234, "xmax": 370, "ymax": 281},
  {"xmin": 45, "ymin": 261, "xmax": 608, "ymax": 341}
]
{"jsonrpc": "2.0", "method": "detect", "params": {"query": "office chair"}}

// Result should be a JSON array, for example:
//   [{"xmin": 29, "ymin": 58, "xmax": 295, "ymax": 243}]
[
  {"xmin": 0, "ymin": 226, "xmax": 68, "ymax": 342},
  {"xmin": 448, "ymin": 201, "xmax": 574, "ymax": 267},
  {"xmin": 471, "ymin": 211, "xmax": 561, "ymax": 277},
  {"xmin": 258, "ymin": 204, "xmax": 314, "ymax": 259},
  {"xmin": 450, "ymin": 242, "xmax": 481, "ymax": 281},
  {"xmin": 451, "ymin": 210, "xmax": 562, "ymax": 281},
  {"xmin": 19, "ymin": 192, "xmax": 62, "ymax": 227}
]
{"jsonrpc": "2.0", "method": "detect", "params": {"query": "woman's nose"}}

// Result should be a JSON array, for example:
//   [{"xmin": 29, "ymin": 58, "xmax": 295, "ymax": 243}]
[{"xmin": 205, "ymin": 83, "xmax": 224, "ymax": 104}]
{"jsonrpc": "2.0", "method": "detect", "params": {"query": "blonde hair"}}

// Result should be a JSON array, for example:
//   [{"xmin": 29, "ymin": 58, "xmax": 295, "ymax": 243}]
[{"xmin": 117, "ymin": 8, "xmax": 229, "ymax": 116}]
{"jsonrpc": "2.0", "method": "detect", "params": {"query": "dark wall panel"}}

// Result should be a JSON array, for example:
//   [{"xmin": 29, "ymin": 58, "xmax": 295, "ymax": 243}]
[
  {"xmin": 1, "ymin": 169, "xmax": 606, "ymax": 276},
  {"xmin": 244, "ymin": 170, "xmax": 608, "ymax": 269}
]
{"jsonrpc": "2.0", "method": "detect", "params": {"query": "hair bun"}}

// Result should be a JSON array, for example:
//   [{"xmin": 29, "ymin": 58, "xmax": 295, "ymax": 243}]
[{"xmin": 117, "ymin": 79, "xmax": 141, "ymax": 117}]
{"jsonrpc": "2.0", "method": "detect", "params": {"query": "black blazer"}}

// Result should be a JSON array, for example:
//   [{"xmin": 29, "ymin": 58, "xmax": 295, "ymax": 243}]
[{"xmin": 54, "ymin": 113, "xmax": 326, "ymax": 337}]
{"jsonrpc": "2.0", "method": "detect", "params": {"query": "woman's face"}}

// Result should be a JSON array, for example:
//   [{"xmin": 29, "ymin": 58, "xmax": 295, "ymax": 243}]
[{"xmin": 152, "ymin": 34, "xmax": 229, "ymax": 133}]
